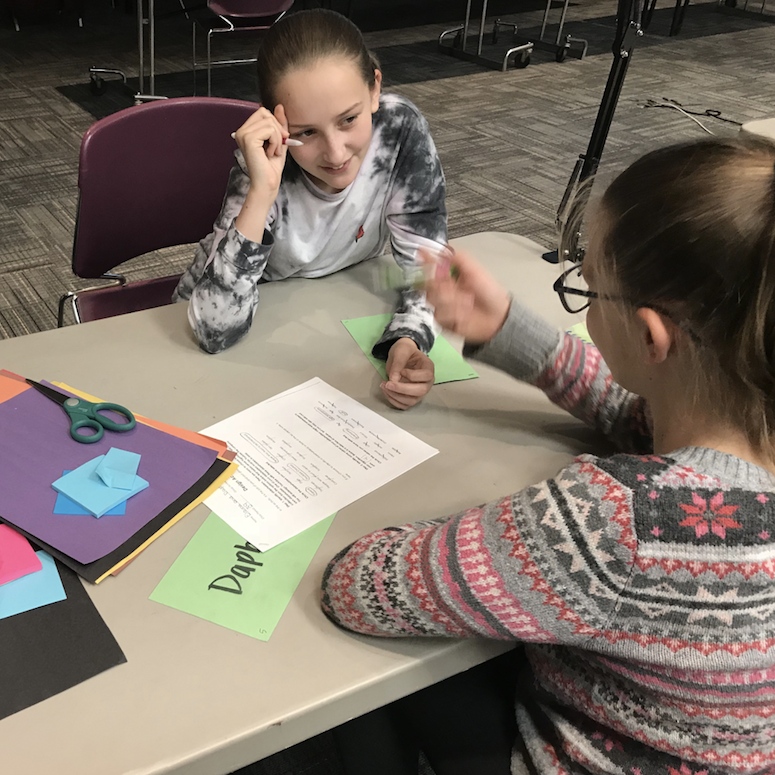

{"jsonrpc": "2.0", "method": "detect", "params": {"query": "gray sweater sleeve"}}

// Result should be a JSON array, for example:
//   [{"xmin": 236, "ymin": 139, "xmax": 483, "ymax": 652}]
[{"xmin": 466, "ymin": 302, "xmax": 653, "ymax": 453}]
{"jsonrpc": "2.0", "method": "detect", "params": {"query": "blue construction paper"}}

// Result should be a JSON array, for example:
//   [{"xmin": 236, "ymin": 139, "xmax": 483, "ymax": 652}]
[
  {"xmin": 53, "ymin": 471, "xmax": 126, "ymax": 516},
  {"xmin": 52, "ymin": 457, "xmax": 149, "ymax": 518},
  {"xmin": 0, "ymin": 551, "xmax": 66, "ymax": 620},
  {"xmin": 96, "ymin": 448, "xmax": 141, "ymax": 490}
]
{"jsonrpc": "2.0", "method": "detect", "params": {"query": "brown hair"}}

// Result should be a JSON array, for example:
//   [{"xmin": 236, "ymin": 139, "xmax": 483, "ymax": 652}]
[
  {"xmin": 589, "ymin": 135, "xmax": 775, "ymax": 457},
  {"xmin": 256, "ymin": 9, "xmax": 380, "ymax": 111}
]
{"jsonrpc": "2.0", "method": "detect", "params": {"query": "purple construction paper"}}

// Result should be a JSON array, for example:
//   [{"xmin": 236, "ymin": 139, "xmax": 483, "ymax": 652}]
[{"xmin": 0, "ymin": 385, "xmax": 218, "ymax": 564}]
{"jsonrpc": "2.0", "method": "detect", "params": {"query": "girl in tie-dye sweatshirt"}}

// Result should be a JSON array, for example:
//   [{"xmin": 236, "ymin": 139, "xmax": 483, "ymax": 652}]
[{"xmin": 174, "ymin": 10, "xmax": 446, "ymax": 410}]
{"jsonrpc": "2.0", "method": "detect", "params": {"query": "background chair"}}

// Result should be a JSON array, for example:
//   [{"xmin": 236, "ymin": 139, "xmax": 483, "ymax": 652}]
[
  {"xmin": 58, "ymin": 96, "xmax": 260, "ymax": 327},
  {"xmin": 192, "ymin": 0, "xmax": 293, "ymax": 97}
]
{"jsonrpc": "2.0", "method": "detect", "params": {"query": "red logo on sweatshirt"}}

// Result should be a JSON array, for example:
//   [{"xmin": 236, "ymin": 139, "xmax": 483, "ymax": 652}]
[{"xmin": 355, "ymin": 225, "xmax": 364, "ymax": 242}]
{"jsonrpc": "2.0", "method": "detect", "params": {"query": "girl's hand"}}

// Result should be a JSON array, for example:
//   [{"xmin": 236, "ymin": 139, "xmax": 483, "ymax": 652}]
[
  {"xmin": 232, "ymin": 105, "xmax": 289, "ymax": 201},
  {"xmin": 423, "ymin": 247, "xmax": 511, "ymax": 344},
  {"xmin": 381, "ymin": 338, "xmax": 434, "ymax": 410}
]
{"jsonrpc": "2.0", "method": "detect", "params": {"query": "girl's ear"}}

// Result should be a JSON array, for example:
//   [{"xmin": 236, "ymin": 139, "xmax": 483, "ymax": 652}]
[
  {"xmin": 635, "ymin": 307, "xmax": 676, "ymax": 365},
  {"xmin": 370, "ymin": 70, "xmax": 382, "ymax": 113}
]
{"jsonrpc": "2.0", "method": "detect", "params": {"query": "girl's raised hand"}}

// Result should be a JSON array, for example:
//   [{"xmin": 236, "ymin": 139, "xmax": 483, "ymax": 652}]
[
  {"xmin": 232, "ymin": 105, "xmax": 289, "ymax": 200},
  {"xmin": 423, "ymin": 247, "xmax": 511, "ymax": 344}
]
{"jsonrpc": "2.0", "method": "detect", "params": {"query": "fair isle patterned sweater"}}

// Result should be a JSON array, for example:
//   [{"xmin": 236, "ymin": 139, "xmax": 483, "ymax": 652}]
[
  {"xmin": 321, "ymin": 301, "xmax": 775, "ymax": 775},
  {"xmin": 173, "ymin": 94, "xmax": 447, "ymax": 355}
]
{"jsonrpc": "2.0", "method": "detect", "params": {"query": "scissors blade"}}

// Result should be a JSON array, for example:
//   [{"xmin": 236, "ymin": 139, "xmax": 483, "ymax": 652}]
[{"xmin": 25, "ymin": 379, "xmax": 71, "ymax": 407}]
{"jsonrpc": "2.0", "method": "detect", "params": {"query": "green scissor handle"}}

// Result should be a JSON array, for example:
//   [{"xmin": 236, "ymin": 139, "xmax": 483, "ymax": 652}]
[{"xmin": 63, "ymin": 396, "xmax": 136, "ymax": 444}]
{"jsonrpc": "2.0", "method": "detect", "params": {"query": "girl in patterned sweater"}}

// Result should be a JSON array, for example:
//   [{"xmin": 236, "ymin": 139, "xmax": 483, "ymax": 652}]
[
  {"xmin": 321, "ymin": 136, "xmax": 775, "ymax": 774},
  {"xmin": 174, "ymin": 10, "xmax": 446, "ymax": 410}
]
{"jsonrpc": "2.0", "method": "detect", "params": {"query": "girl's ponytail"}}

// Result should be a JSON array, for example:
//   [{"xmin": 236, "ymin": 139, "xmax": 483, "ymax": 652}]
[{"xmin": 596, "ymin": 135, "xmax": 775, "ymax": 458}]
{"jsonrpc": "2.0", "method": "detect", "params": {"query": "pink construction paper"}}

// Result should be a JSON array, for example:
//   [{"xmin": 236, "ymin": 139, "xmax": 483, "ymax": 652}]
[{"xmin": 0, "ymin": 525, "xmax": 42, "ymax": 586}]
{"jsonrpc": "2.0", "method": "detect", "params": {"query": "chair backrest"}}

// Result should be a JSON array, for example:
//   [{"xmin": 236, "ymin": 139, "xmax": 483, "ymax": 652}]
[
  {"xmin": 206, "ymin": 0, "xmax": 292, "ymax": 20},
  {"xmin": 73, "ymin": 96, "xmax": 260, "ymax": 279}
]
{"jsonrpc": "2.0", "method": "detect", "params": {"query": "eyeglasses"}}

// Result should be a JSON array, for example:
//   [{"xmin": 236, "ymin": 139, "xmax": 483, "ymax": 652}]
[
  {"xmin": 553, "ymin": 262, "xmax": 599, "ymax": 314},
  {"xmin": 553, "ymin": 262, "xmax": 703, "ymax": 345}
]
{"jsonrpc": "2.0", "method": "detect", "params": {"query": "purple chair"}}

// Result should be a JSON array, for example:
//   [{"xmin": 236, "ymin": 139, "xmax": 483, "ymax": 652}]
[
  {"xmin": 58, "ymin": 96, "xmax": 260, "ymax": 327},
  {"xmin": 192, "ymin": 0, "xmax": 294, "ymax": 97}
]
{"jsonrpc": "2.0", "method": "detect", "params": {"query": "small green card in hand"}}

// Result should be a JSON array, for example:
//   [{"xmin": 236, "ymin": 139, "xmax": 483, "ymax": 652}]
[{"xmin": 342, "ymin": 314, "xmax": 478, "ymax": 384}]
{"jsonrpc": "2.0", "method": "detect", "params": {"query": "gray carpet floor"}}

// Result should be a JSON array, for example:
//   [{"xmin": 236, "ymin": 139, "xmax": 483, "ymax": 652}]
[
  {"xmin": 2, "ymin": 0, "xmax": 775, "ymax": 338},
  {"xmin": 1, "ymin": 0, "xmax": 775, "ymax": 770}
]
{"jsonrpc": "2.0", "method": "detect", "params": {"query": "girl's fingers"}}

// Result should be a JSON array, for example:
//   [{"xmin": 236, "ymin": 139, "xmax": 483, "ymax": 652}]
[
  {"xmin": 381, "ymin": 386, "xmax": 418, "ymax": 409},
  {"xmin": 455, "ymin": 290, "xmax": 475, "ymax": 333},
  {"xmin": 399, "ymin": 367, "xmax": 434, "ymax": 383},
  {"xmin": 236, "ymin": 106, "xmax": 274, "ymax": 134},
  {"xmin": 274, "ymin": 103, "xmax": 289, "ymax": 134},
  {"xmin": 243, "ymin": 121, "xmax": 286, "ymax": 159},
  {"xmin": 427, "ymin": 282, "xmax": 461, "ymax": 330},
  {"xmin": 383, "ymin": 378, "xmax": 431, "ymax": 397}
]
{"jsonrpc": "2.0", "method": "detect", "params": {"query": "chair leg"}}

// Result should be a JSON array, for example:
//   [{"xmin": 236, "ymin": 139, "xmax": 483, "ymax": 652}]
[
  {"xmin": 192, "ymin": 21, "xmax": 198, "ymax": 95},
  {"xmin": 57, "ymin": 292, "xmax": 81, "ymax": 327},
  {"xmin": 207, "ymin": 29, "xmax": 213, "ymax": 97}
]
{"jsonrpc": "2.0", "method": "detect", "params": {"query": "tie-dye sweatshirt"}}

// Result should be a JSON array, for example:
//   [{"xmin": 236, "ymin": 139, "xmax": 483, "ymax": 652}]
[
  {"xmin": 321, "ymin": 301, "xmax": 775, "ymax": 775},
  {"xmin": 173, "ymin": 94, "xmax": 447, "ymax": 355}
]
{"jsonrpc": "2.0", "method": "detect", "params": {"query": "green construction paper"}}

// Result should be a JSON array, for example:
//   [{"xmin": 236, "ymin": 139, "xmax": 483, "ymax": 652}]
[
  {"xmin": 567, "ymin": 322, "xmax": 593, "ymax": 344},
  {"xmin": 342, "ymin": 314, "xmax": 478, "ymax": 384},
  {"xmin": 149, "ymin": 512, "xmax": 335, "ymax": 641}
]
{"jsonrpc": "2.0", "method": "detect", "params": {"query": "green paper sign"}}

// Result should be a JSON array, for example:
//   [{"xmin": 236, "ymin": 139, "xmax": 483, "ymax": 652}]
[
  {"xmin": 150, "ymin": 512, "xmax": 335, "ymax": 641},
  {"xmin": 567, "ymin": 322, "xmax": 593, "ymax": 344},
  {"xmin": 342, "ymin": 314, "xmax": 478, "ymax": 383}
]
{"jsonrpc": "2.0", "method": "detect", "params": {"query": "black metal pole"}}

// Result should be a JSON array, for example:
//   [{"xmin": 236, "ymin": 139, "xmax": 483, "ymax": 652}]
[
  {"xmin": 543, "ymin": 0, "xmax": 644, "ymax": 263},
  {"xmin": 580, "ymin": 55, "xmax": 632, "ymax": 181}
]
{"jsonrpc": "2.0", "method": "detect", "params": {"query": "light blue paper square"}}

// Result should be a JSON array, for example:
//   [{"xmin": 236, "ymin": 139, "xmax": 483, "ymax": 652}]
[
  {"xmin": 53, "ymin": 470, "xmax": 126, "ymax": 516},
  {"xmin": 0, "ymin": 551, "xmax": 66, "ymax": 619},
  {"xmin": 96, "ymin": 448, "xmax": 141, "ymax": 490},
  {"xmin": 52, "ymin": 456, "xmax": 149, "ymax": 518}
]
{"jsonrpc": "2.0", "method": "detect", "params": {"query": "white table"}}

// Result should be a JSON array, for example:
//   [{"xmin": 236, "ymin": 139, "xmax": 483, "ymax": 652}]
[{"xmin": 1, "ymin": 233, "xmax": 590, "ymax": 775}]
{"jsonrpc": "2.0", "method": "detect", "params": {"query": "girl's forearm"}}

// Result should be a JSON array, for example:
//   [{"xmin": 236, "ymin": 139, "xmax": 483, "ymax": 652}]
[{"xmin": 234, "ymin": 188, "xmax": 273, "ymax": 243}]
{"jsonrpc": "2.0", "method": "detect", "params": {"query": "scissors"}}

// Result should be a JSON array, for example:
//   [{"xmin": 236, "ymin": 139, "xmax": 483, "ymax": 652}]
[{"xmin": 26, "ymin": 379, "xmax": 136, "ymax": 444}]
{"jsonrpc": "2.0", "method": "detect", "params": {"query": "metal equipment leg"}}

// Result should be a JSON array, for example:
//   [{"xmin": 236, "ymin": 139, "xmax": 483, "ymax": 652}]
[
  {"xmin": 438, "ymin": 0, "xmax": 533, "ymax": 71},
  {"xmin": 518, "ymin": 0, "xmax": 588, "ymax": 63},
  {"xmin": 87, "ymin": 0, "xmax": 168, "ymax": 104},
  {"xmin": 670, "ymin": 0, "xmax": 690, "ymax": 34},
  {"xmin": 544, "ymin": 0, "xmax": 645, "ymax": 263},
  {"xmin": 716, "ymin": 0, "xmax": 774, "ymax": 21},
  {"xmin": 438, "ymin": 0, "xmax": 588, "ymax": 71}
]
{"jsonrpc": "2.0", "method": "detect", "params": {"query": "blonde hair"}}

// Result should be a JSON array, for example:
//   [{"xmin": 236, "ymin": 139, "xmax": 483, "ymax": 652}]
[{"xmin": 581, "ymin": 135, "xmax": 775, "ymax": 458}]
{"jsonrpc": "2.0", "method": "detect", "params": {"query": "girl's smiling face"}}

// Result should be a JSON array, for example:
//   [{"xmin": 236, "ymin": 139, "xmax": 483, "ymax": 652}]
[{"xmin": 276, "ymin": 56, "xmax": 381, "ymax": 194}]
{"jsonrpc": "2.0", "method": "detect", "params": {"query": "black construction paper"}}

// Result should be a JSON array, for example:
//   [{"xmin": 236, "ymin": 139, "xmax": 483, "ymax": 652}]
[{"xmin": 0, "ymin": 557, "xmax": 126, "ymax": 721}]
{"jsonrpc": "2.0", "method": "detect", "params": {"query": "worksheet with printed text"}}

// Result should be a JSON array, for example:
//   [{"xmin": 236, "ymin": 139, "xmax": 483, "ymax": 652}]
[{"xmin": 201, "ymin": 378, "xmax": 438, "ymax": 550}]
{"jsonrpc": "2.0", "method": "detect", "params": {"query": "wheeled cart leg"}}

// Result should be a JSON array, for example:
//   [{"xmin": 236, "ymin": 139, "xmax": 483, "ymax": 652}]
[
  {"xmin": 88, "ymin": 67, "xmax": 127, "ymax": 96},
  {"xmin": 513, "ymin": 0, "xmax": 589, "ymax": 63},
  {"xmin": 438, "ymin": 0, "xmax": 533, "ymax": 70},
  {"xmin": 86, "ymin": 0, "xmax": 169, "ymax": 104},
  {"xmin": 438, "ymin": 0, "xmax": 587, "ymax": 71}
]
